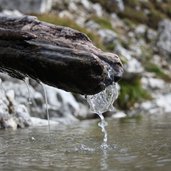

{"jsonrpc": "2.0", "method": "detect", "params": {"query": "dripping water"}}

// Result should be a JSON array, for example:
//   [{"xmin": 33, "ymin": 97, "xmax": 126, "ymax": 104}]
[
  {"xmin": 0, "ymin": 79, "xmax": 5, "ymax": 95},
  {"xmin": 24, "ymin": 78, "xmax": 32, "ymax": 105},
  {"xmin": 86, "ymin": 83, "xmax": 118, "ymax": 145},
  {"xmin": 41, "ymin": 83, "xmax": 50, "ymax": 133},
  {"xmin": 98, "ymin": 113, "xmax": 108, "ymax": 143}
]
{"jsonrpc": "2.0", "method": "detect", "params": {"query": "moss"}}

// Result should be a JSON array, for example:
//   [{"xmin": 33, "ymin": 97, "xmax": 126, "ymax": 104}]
[
  {"xmin": 90, "ymin": 16, "xmax": 113, "ymax": 30},
  {"xmin": 147, "ymin": 9, "xmax": 166, "ymax": 29},
  {"xmin": 37, "ymin": 14, "xmax": 105, "ymax": 50},
  {"xmin": 124, "ymin": 0, "xmax": 140, "ymax": 7},
  {"xmin": 154, "ymin": 2, "xmax": 171, "ymax": 18},
  {"xmin": 117, "ymin": 77, "xmax": 151, "ymax": 110},
  {"xmin": 145, "ymin": 63, "xmax": 171, "ymax": 81},
  {"xmin": 118, "ymin": 7, "xmax": 148, "ymax": 24},
  {"xmin": 89, "ymin": 0, "xmax": 118, "ymax": 13},
  {"xmin": 105, "ymin": 42, "xmax": 116, "ymax": 52}
]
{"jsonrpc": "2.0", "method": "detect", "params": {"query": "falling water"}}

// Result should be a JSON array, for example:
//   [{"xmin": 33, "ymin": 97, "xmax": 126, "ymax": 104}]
[
  {"xmin": 86, "ymin": 83, "xmax": 118, "ymax": 145},
  {"xmin": 41, "ymin": 83, "xmax": 50, "ymax": 132},
  {"xmin": 24, "ymin": 78, "xmax": 32, "ymax": 105}
]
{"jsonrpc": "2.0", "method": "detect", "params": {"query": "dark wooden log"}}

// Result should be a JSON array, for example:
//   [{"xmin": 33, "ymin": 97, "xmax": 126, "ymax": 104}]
[{"xmin": 0, "ymin": 15, "xmax": 123, "ymax": 95}]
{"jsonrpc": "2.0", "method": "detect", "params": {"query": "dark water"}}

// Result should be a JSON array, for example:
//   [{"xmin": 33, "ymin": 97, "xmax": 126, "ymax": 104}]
[{"xmin": 0, "ymin": 114, "xmax": 171, "ymax": 171}]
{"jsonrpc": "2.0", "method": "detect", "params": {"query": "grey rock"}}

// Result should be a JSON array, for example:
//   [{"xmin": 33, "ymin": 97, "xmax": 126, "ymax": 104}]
[
  {"xmin": 98, "ymin": 29, "xmax": 117, "ymax": 44},
  {"xmin": 146, "ymin": 28, "xmax": 157, "ymax": 42},
  {"xmin": 0, "ymin": 0, "xmax": 52, "ymax": 14},
  {"xmin": 85, "ymin": 20, "xmax": 101, "ymax": 30},
  {"xmin": 134, "ymin": 24, "xmax": 147, "ymax": 38},
  {"xmin": 156, "ymin": 19, "xmax": 171, "ymax": 58},
  {"xmin": 92, "ymin": 3, "xmax": 103, "ymax": 17}
]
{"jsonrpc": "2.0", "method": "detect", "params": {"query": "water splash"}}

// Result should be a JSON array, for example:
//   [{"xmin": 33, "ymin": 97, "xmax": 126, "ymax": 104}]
[
  {"xmin": 86, "ymin": 83, "xmax": 119, "ymax": 144},
  {"xmin": 86, "ymin": 83, "xmax": 118, "ymax": 114}
]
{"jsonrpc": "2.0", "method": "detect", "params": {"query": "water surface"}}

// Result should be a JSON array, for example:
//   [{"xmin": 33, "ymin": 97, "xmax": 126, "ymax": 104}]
[{"xmin": 0, "ymin": 114, "xmax": 171, "ymax": 171}]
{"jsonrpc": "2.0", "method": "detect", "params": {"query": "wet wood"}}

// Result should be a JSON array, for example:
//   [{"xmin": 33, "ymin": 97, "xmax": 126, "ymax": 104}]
[{"xmin": 0, "ymin": 15, "xmax": 123, "ymax": 95}]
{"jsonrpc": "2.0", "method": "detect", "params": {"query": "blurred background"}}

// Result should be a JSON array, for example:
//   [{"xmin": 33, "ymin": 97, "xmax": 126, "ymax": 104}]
[{"xmin": 0, "ymin": 0, "xmax": 171, "ymax": 129}]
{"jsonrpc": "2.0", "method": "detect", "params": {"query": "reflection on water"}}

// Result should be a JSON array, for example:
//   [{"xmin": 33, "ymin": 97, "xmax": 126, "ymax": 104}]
[{"xmin": 0, "ymin": 113, "xmax": 171, "ymax": 171}]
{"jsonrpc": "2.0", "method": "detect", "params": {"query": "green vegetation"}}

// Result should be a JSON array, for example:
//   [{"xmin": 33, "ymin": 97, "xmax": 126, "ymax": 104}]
[
  {"xmin": 147, "ymin": 9, "xmax": 165, "ymax": 29},
  {"xmin": 37, "ymin": 14, "xmax": 106, "ymax": 50},
  {"xmin": 90, "ymin": 16, "xmax": 113, "ymax": 30},
  {"xmin": 117, "ymin": 77, "xmax": 151, "ymax": 110},
  {"xmin": 145, "ymin": 63, "xmax": 171, "ymax": 81},
  {"xmin": 118, "ymin": 7, "xmax": 148, "ymax": 24},
  {"xmin": 90, "ymin": 0, "xmax": 170, "ymax": 29}
]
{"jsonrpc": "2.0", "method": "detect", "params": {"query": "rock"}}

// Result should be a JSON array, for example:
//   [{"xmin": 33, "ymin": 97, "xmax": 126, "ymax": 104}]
[
  {"xmin": 110, "ymin": 13, "xmax": 126, "ymax": 29},
  {"xmin": 58, "ymin": 10, "xmax": 74, "ymax": 20},
  {"xmin": 85, "ymin": 20, "xmax": 101, "ymax": 30},
  {"xmin": 44, "ymin": 85, "xmax": 79, "ymax": 121},
  {"xmin": 112, "ymin": 111, "xmax": 126, "ymax": 118},
  {"xmin": 114, "ymin": 0, "xmax": 125, "ymax": 11},
  {"xmin": 141, "ymin": 77, "xmax": 165, "ymax": 90},
  {"xmin": 30, "ymin": 117, "xmax": 58, "ymax": 127},
  {"xmin": 116, "ymin": 44, "xmax": 144, "ymax": 76},
  {"xmin": 0, "ymin": 10, "xmax": 23, "ymax": 17},
  {"xmin": 98, "ymin": 29, "xmax": 117, "ymax": 44},
  {"xmin": 156, "ymin": 19, "xmax": 171, "ymax": 58},
  {"xmin": 134, "ymin": 24, "xmax": 147, "ymax": 38},
  {"xmin": 145, "ymin": 28, "xmax": 157, "ymax": 42},
  {"xmin": 92, "ymin": 3, "xmax": 103, "ymax": 17},
  {"xmin": 140, "ymin": 93, "xmax": 171, "ymax": 114},
  {"xmin": 0, "ymin": 88, "xmax": 31, "ymax": 129},
  {"xmin": 15, "ymin": 104, "xmax": 32, "ymax": 128},
  {"xmin": 0, "ymin": 0, "xmax": 52, "ymax": 14},
  {"xmin": 80, "ymin": 0, "xmax": 92, "ymax": 11}
]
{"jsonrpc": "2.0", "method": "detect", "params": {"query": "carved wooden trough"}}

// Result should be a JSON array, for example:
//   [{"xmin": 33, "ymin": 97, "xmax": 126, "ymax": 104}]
[{"xmin": 0, "ymin": 15, "xmax": 123, "ymax": 95}]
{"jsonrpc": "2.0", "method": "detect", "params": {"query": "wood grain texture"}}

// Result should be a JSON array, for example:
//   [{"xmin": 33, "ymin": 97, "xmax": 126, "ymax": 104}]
[{"xmin": 0, "ymin": 15, "xmax": 123, "ymax": 95}]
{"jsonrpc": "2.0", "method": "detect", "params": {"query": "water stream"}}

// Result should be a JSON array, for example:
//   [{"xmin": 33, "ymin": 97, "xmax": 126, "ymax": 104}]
[
  {"xmin": 24, "ymin": 78, "xmax": 32, "ymax": 105},
  {"xmin": 86, "ymin": 83, "xmax": 119, "ymax": 145},
  {"xmin": 41, "ymin": 83, "xmax": 51, "ymax": 132}
]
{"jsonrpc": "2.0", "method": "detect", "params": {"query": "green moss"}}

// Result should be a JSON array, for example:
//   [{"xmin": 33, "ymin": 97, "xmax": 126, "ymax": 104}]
[
  {"xmin": 105, "ymin": 42, "xmax": 116, "ymax": 52},
  {"xmin": 118, "ymin": 7, "xmax": 148, "ymax": 24},
  {"xmin": 37, "ymin": 14, "xmax": 105, "ymax": 50},
  {"xmin": 154, "ymin": 2, "xmax": 171, "ymax": 18},
  {"xmin": 124, "ymin": 0, "xmax": 140, "ymax": 7},
  {"xmin": 90, "ymin": 16, "xmax": 113, "ymax": 30},
  {"xmin": 147, "ymin": 9, "xmax": 166, "ymax": 29},
  {"xmin": 145, "ymin": 63, "xmax": 171, "ymax": 81},
  {"xmin": 89, "ymin": 0, "xmax": 117, "ymax": 13},
  {"xmin": 117, "ymin": 77, "xmax": 151, "ymax": 110}
]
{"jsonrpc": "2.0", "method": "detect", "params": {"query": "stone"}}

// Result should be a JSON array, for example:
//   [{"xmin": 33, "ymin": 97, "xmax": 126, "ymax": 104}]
[
  {"xmin": 0, "ymin": 0, "xmax": 52, "ymax": 14},
  {"xmin": 98, "ymin": 29, "xmax": 117, "ymax": 44},
  {"xmin": 146, "ymin": 28, "xmax": 157, "ymax": 42},
  {"xmin": 92, "ymin": 3, "xmax": 103, "ymax": 17},
  {"xmin": 85, "ymin": 20, "xmax": 101, "ymax": 30},
  {"xmin": 116, "ymin": 44, "xmax": 144, "ymax": 75},
  {"xmin": 44, "ymin": 85, "xmax": 80, "ymax": 120},
  {"xmin": 156, "ymin": 19, "xmax": 171, "ymax": 58},
  {"xmin": 134, "ymin": 24, "xmax": 147, "ymax": 38},
  {"xmin": 15, "ymin": 104, "xmax": 32, "ymax": 128},
  {"xmin": 141, "ymin": 77, "xmax": 165, "ymax": 90}
]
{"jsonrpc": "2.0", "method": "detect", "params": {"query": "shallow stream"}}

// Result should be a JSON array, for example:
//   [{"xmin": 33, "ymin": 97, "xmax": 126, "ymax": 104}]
[{"xmin": 0, "ymin": 113, "xmax": 171, "ymax": 171}]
